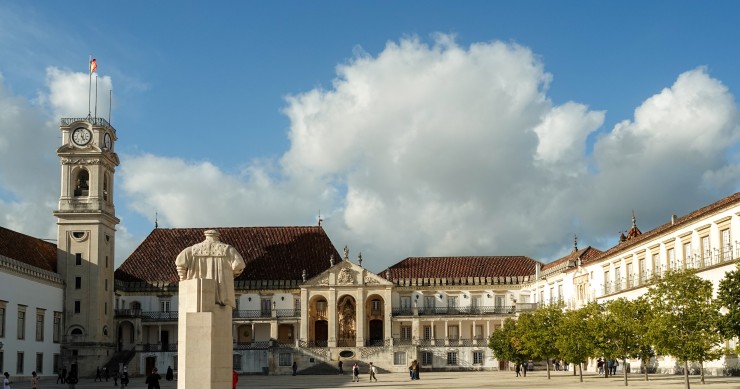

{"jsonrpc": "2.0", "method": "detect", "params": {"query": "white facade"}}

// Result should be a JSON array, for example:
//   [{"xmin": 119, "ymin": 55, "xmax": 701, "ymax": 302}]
[{"xmin": 0, "ymin": 255, "xmax": 64, "ymax": 379}]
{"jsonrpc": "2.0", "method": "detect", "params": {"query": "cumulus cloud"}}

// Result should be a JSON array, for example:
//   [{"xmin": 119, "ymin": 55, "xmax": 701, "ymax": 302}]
[{"xmin": 3, "ymin": 34, "xmax": 739, "ymax": 271}]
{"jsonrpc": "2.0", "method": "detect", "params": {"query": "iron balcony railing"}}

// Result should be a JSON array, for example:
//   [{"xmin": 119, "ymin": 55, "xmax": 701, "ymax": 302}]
[
  {"xmin": 114, "ymin": 310, "xmax": 177, "ymax": 321},
  {"xmin": 391, "ymin": 305, "xmax": 527, "ymax": 317},
  {"xmin": 141, "ymin": 343, "xmax": 178, "ymax": 352},
  {"xmin": 413, "ymin": 338, "xmax": 487, "ymax": 347}
]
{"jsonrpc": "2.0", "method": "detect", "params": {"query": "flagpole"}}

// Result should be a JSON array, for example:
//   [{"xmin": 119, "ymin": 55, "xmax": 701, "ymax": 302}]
[
  {"xmin": 108, "ymin": 89, "xmax": 112, "ymax": 124},
  {"xmin": 88, "ymin": 55, "xmax": 92, "ymax": 118},
  {"xmin": 94, "ymin": 75, "xmax": 98, "ymax": 119}
]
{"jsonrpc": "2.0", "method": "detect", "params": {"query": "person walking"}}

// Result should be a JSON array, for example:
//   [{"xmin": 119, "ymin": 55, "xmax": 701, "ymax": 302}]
[
  {"xmin": 368, "ymin": 362, "xmax": 377, "ymax": 382},
  {"xmin": 66, "ymin": 370, "xmax": 78, "ymax": 389},
  {"xmin": 120, "ymin": 371, "xmax": 129, "ymax": 388},
  {"xmin": 146, "ymin": 368, "xmax": 161, "ymax": 389},
  {"xmin": 232, "ymin": 370, "xmax": 238, "ymax": 389},
  {"xmin": 165, "ymin": 366, "xmax": 173, "ymax": 381},
  {"xmin": 95, "ymin": 367, "xmax": 102, "ymax": 382},
  {"xmin": 515, "ymin": 363, "xmax": 521, "ymax": 377},
  {"xmin": 352, "ymin": 363, "xmax": 359, "ymax": 382},
  {"xmin": 57, "ymin": 368, "xmax": 65, "ymax": 384},
  {"xmin": 409, "ymin": 361, "xmax": 415, "ymax": 380},
  {"xmin": 292, "ymin": 361, "xmax": 298, "ymax": 376},
  {"xmin": 338, "ymin": 360, "xmax": 344, "ymax": 375},
  {"xmin": 3, "ymin": 372, "xmax": 12, "ymax": 389},
  {"xmin": 413, "ymin": 360, "xmax": 420, "ymax": 380},
  {"xmin": 113, "ymin": 370, "xmax": 119, "ymax": 386},
  {"xmin": 31, "ymin": 371, "xmax": 39, "ymax": 389}
]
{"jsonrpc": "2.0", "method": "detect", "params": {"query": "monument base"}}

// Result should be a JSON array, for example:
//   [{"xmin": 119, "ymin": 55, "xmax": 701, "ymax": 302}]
[{"xmin": 177, "ymin": 278, "xmax": 233, "ymax": 389}]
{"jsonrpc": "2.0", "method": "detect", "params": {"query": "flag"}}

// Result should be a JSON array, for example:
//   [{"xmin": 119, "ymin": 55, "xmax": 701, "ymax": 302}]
[{"xmin": 90, "ymin": 58, "xmax": 97, "ymax": 74}]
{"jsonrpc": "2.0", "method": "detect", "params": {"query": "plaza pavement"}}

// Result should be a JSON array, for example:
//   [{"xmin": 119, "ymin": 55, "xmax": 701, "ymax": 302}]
[{"xmin": 9, "ymin": 371, "xmax": 740, "ymax": 389}]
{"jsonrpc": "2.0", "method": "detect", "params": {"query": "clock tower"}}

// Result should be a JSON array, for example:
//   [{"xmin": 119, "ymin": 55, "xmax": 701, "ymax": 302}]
[{"xmin": 54, "ymin": 117, "xmax": 119, "ymax": 376}]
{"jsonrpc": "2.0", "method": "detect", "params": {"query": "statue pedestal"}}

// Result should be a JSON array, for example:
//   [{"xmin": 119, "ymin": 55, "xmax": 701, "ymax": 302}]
[{"xmin": 177, "ymin": 278, "xmax": 233, "ymax": 389}]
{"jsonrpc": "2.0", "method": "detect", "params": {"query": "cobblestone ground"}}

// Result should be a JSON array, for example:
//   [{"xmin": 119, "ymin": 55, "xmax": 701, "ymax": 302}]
[{"xmin": 8, "ymin": 371, "xmax": 740, "ymax": 389}]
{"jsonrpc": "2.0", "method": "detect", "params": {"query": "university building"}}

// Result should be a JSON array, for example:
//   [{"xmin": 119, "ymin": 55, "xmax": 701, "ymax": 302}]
[{"xmin": 1, "ymin": 117, "xmax": 739, "ymax": 379}]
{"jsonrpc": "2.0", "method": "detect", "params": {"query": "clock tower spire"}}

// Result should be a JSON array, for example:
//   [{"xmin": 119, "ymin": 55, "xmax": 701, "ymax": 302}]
[{"xmin": 54, "ymin": 117, "xmax": 119, "ymax": 376}]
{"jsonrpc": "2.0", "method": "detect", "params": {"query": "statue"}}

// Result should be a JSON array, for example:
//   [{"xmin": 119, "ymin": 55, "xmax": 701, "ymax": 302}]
[{"xmin": 175, "ymin": 230, "xmax": 246, "ymax": 308}]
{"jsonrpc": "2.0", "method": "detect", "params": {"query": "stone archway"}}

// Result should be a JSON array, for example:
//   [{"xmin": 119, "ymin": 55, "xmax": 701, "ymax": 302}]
[
  {"xmin": 365, "ymin": 294, "xmax": 385, "ymax": 346},
  {"xmin": 337, "ymin": 295, "xmax": 356, "ymax": 347},
  {"xmin": 309, "ymin": 295, "xmax": 328, "ymax": 346}
]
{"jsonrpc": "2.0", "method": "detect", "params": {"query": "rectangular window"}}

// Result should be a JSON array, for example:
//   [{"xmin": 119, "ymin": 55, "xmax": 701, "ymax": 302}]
[
  {"xmin": 473, "ymin": 325, "xmax": 483, "ymax": 340},
  {"xmin": 232, "ymin": 354, "xmax": 241, "ymax": 371},
  {"xmin": 278, "ymin": 352, "xmax": 292, "ymax": 366},
  {"xmin": 0, "ymin": 351, "xmax": 3, "ymax": 373},
  {"xmin": 16, "ymin": 352, "xmax": 23, "ymax": 374},
  {"xmin": 160, "ymin": 300, "xmax": 171, "ymax": 312},
  {"xmin": 0, "ymin": 305, "xmax": 5, "ymax": 338},
  {"xmin": 557, "ymin": 284, "xmax": 563, "ymax": 301},
  {"xmin": 667, "ymin": 248, "xmax": 675, "ymax": 271},
  {"xmin": 74, "ymin": 301, "xmax": 81, "ymax": 314},
  {"xmin": 371, "ymin": 299, "xmax": 381, "ymax": 311},
  {"xmin": 447, "ymin": 351, "xmax": 458, "ymax": 365},
  {"xmin": 53, "ymin": 312, "xmax": 62, "ymax": 343},
  {"xmin": 75, "ymin": 253, "xmax": 82, "ymax": 265},
  {"xmin": 701, "ymin": 235, "xmax": 711, "ymax": 266},
  {"xmin": 172, "ymin": 355, "xmax": 178, "ymax": 371},
  {"xmin": 53, "ymin": 354, "xmax": 60, "ymax": 376},
  {"xmin": 424, "ymin": 296, "xmax": 435, "ymax": 310},
  {"xmin": 400, "ymin": 296, "xmax": 411, "ymax": 309},
  {"xmin": 36, "ymin": 353, "xmax": 43, "ymax": 374},
  {"xmin": 400, "ymin": 326, "xmax": 411, "ymax": 340},
  {"xmin": 473, "ymin": 350, "xmax": 484, "ymax": 365},
  {"xmin": 393, "ymin": 351, "xmax": 406, "ymax": 365},
  {"xmin": 603, "ymin": 270, "xmax": 610, "ymax": 293},
  {"xmin": 294, "ymin": 298, "xmax": 300, "ymax": 312},
  {"xmin": 75, "ymin": 277, "xmax": 81, "ymax": 289},
  {"xmin": 261, "ymin": 298, "xmax": 271, "ymax": 315},
  {"xmin": 421, "ymin": 351, "xmax": 433, "ymax": 366},
  {"xmin": 721, "ymin": 229, "xmax": 731, "ymax": 261},
  {"xmin": 683, "ymin": 242, "xmax": 692, "ymax": 269},
  {"xmin": 104, "ymin": 302, "xmax": 107, "ymax": 315},
  {"xmin": 17, "ymin": 309, "xmax": 25, "ymax": 339},
  {"xmin": 423, "ymin": 325, "xmax": 433, "ymax": 340},
  {"xmin": 36, "ymin": 311, "xmax": 44, "ymax": 341},
  {"xmin": 448, "ymin": 325, "xmax": 459, "ymax": 340},
  {"xmin": 105, "ymin": 278, "xmax": 108, "ymax": 291}
]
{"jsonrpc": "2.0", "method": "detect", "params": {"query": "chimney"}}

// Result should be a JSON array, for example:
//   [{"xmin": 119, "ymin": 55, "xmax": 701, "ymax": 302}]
[{"xmin": 671, "ymin": 214, "xmax": 677, "ymax": 225}]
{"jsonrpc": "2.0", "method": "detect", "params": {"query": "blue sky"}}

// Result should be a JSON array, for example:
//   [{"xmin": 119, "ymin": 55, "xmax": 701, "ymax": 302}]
[{"xmin": 1, "ymin": 1, "xmax": 739, "ymax": 271}]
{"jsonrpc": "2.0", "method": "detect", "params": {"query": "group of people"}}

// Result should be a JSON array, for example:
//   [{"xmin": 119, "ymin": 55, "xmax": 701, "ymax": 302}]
[
  {"xmin": 409, "ymin": 360, "xmax": 420, "ymax": 380},
  {"xmin": 340, "ymin": 360, "xmax": 380, "ymax": 382},
  {"xmin": 54, "ymin": 365, "xmax": 129, "ymax": 387},
  {"xmin": 597, "ymin": 358, "xmax": 619, "ymax": 375},
  {"xmin": 551, "ymin": 359, "xmax": 569, "ymax": 371}
]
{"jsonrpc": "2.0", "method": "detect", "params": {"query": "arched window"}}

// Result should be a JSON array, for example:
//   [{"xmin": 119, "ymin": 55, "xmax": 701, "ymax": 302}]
[
  {"xmin": 71, "ymin": 328, "xmax": 83, "ymax": 335},
  {"xmin": 74, "ymin": 169, "xmax": 90, "ymax": 197},
  {"xmin": 103, "ymin": 173, "xmax": 109, "ymax": 201}
]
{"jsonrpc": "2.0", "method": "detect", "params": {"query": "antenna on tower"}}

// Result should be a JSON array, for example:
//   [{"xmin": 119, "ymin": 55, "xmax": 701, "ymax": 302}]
[
  {"xmin": 155, "ymin": 212, "xmax": 159, "ymax": 229},
  {"xmin": 318, "ymin": 209, "xmax": 323, "ymax": 226}
]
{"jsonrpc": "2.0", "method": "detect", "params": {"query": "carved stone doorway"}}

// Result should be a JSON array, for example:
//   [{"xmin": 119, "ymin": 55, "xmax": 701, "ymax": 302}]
[
  {"xmin": 368, "ymin": 319, "xmax": 383, "ymax": 346},
  {"xmin": 337, "ymin": 295, "xmax": 356, "ymax": 346},
  {"xmin": 314, "ymin": 320, "xmax": 328, "ymax": 347}
]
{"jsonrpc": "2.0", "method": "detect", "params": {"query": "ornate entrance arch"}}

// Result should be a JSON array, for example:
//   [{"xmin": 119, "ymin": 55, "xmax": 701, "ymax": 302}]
[{"xmin": 337, "ymin": 295, "xmax": 356, "ymax": 347}]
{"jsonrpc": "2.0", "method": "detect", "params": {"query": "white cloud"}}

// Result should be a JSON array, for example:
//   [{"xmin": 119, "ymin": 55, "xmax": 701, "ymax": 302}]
[{"xmin": 2, "ymin": 35, "xmax": 739, "ymax": 272}]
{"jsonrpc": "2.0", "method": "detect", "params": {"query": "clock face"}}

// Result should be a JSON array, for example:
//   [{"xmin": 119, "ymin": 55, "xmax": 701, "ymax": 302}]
[
  {"xmin": 72, "ymin": 127, "xmax": 92, "ymax": 146},
  {"xmin": 103, "ymin": 133, "xmax": 112, "ymax": 149}
]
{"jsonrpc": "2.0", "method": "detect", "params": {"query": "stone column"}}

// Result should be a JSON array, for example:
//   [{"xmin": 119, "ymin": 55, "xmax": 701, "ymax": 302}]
[{"xmin": 355, "ymin": 290, "xmax": 365, "ymax": 347}]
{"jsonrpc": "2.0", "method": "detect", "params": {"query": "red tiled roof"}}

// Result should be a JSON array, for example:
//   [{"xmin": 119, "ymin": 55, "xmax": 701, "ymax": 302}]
[
  {"xmin": 114, "ymin": 226, "xmax": 340, "ymax": 284},
  {"xmin": 385, "ymin": 256, "xmax": 541, "ymax": 279},
  {"xmin": 0, "ymin": 226, "xmax": 57, "ymax": 272},
  {"xmin": 541, "ymin": 246, "xmax": 603, "ymax": 272},
  {"xmin": 583, "ymin": 192, "xmax": 740, "ymax": 264}
]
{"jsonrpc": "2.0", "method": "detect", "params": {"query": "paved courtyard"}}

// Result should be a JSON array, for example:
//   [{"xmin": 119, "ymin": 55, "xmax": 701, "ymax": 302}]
[{"xmin": 8, "ymin": 371, "xmax": 740, "ymax": 389}]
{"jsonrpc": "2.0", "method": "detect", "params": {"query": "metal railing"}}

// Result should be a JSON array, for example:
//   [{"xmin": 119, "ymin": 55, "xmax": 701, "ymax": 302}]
[
  {"xmin": 393, "ymin": 305, "xmax": 523, "ymax": 317},
  {"xmin": 141, "ymin": 343, "xmax": 178, "ymax": 352},
  {"xmin": 114, "ymin": 310, "xmax": 177, "ymax": 321},
  {"xmin": 412, "ymin": 338, "xmax": 487, "ymax": 347}
]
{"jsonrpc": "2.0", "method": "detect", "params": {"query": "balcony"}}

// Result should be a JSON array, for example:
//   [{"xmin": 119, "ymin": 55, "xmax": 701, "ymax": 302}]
[
  {"xmin": 114, "ymin": 310, "xmax": 177, "ymax": 321},
  {"xmin": 142, "ymin": 343, "xmax": 178, "ymax": 352},
  {"xmin": 392, "ymin": 305, "xmax": 525, "ymax": 317},
  {"xmin": 400, "ymin": 338, "xmax": 488, "ymax": 347}
]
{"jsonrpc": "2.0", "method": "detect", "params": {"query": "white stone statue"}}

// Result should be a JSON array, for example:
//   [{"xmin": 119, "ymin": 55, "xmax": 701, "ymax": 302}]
[{"xmin": 175, "ymin": 230, "xmax": 246, "ymax": 308}]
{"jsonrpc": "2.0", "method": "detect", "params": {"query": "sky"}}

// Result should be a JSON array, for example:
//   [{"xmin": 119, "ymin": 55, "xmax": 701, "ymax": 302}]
[{"xmin": 1, "ymin": 1, "xmax": 740, "ymax": 273}]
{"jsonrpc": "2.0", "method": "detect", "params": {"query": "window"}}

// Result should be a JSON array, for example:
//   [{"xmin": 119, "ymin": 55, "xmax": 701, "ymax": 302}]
[
  {"xmin": 75, "ymin": 277, "xmax": 82, "ymax": 289},
  {"xmin": 701, "ymin": 235, "xmax": 711, "ymax": 265},
  {"xmin": 400, "ymin": 326, "xmax": 411, "ymax": 340},
  {"xmin": 261, "ymin": 298, "xmax": 272, "ymax": 315},
  {"xmin": 73, "ymin": 169, "xmax": 89, "ymax": 196},
  {"xmin": 75, "ymin": 253, "xmax": 82, "ymax": 265},
  {"xmin": 36, "ymin": 310, "xmax": 45, "ymax": 341},
  {"xmin": 447, "ymin": 351, "xmax": 458, "ymax": 365},
  {"xmin": 160, "ymin": 300, "xmax": 171, "ymax": 312},
  {"xmin": 473, "ymin": 325, "xmax": 483, "ymax": 340},
  {"xmin": 421, "ymin": 351, "xmax": 433, "ymax": 366},
  {"xmin": 721, "ymin": 229, "xmax": 731, "ymax": 261},
  {"xmin": 371, "ymin": 299, "xmax": 381, "ymax": 312},
  {"xmin": 105, "ymin": 278, "xmax": 108, "ymax": 291},
  {"xmin": 53, "ymin": 354, "xmax": 60, "ymax": 376},
  {"xmin": 423, "ymin": 326, "xmax": 433, "ymax": 340},
  {"xmin": 16, "ymin": 352, "xmax": 24, "ymax": 374},
  {"xmin": 400, "ymin": 296, "xmax": 411, "ymax": 309},
  {"xmin": 232, "ymin": 354, "xmax": 241, "ymax": 371},
  {"xmin": 278, "ymin": 352, "xmax": 292, "ymax": 366},
  {"xmin": 36, "ymin": 353, "xmax": 43, "ymax": 374},
  {"xmin": 683, "ymin": 242, "xmax": 692, "ymax": 269},
  {"xmin": 17, "ymin": 308, "xmax": 26, "ymax": 339},
  {"xmin": 557, "ymin": 285, "xmax": 563, "ymax": 302},
  {"xmin": 667, "ymin": 248, "xmax": 675, "ymax": 271},
  {"xmin": 172, "ymin": 355, "xmax": 178, "ymax": 371},
  {"xmin": 0, "ymin": 303, "xmax": 5, "ymax": 337},
  {"xmin": 294, "ymin": 298, "xmax": 300, "ymax": 312},
  {"xmin": 53, "ymin": 312, "xmax": 62, "ymax": 343},
  {"xmin": 447, "ymin": 296, "xmax": 458, "ymax": 308},
  {"xmin": 473, "ymin": 350, "xmax": 484, "ymax": 365},
  {"xmin": 393, "ymin": 351, "xmax": 406, "ymax": 365},
  {"xmin": 0, "ymin": 351, "xmax": 3, "ymax": 373},
  {"xmin": 74, "ymin": 301, "xmax": 81, "ymax": 314}
]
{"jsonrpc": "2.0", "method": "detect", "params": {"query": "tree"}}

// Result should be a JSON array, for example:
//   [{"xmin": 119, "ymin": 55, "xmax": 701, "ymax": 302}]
[
  {"xmin": 603, "ymin": 297, "xmax": 655, "ymax": 386},
  {"xmin": 717, "ymin": 263, "xmax": 740, "ymax": 346},
  {"xmin": 518, "ymin": 303, "xmax": 563, "ymax": 379},
  {"xmin": 488, "ymin": 318, "xmax": 528, "ymax": 376},
  {"xmin": 646, "ymin": 270, "xmax": 723, "ymax": 389},
  {"xmin": 554, "ymin": 302, "xmax": 600, "ymax": 382}
]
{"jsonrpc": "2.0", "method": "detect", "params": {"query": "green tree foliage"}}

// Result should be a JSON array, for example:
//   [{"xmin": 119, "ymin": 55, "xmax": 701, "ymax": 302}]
[
  {"xmin": 518, "ymin": 303, "xmax": 563, "ymax": 379},
  {"xmin": 488, "ymin": 318, "xmax": 528, "ymax": 375},
  {"xmin": 717, "ymin": 263, "xmax": 740, "ymax": 345},
  {"xmin": 554, "ymin": 302, "xmax": 600, "ymax": 382},
  {"xmin": 603, "ymin": 297, "xmax": 654, "ymax": 386},
  {"xmin": 646, "ymin": 270, "xmax": 723, "ymax": 389}
]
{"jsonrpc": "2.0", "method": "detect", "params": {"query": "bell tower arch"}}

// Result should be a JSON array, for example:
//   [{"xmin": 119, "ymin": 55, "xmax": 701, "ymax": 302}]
[{"xmin": 54, "ymin": 117, "xmax": 120, "ymax": 375}]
